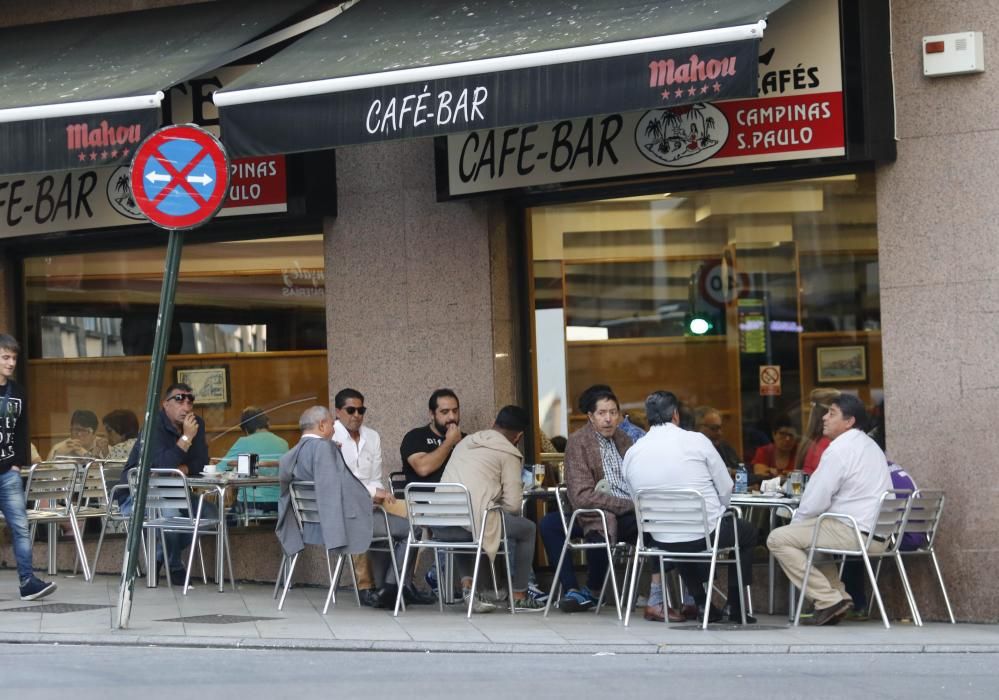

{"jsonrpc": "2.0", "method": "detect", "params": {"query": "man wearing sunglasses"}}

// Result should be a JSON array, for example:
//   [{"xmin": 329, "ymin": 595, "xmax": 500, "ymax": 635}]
[
  {"xmin": 121, "ymin": 382, "xmax": 209, "ymax": 585},
  {"xmin": 333, "ymin": 388, "xmax": 435, "ymax": 607}
]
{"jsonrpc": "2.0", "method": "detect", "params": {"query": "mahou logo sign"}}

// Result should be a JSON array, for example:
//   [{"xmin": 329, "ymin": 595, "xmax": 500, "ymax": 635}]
[{"xmin": 635, "ymin": 104, "xmax": 729, "ymax": 167}]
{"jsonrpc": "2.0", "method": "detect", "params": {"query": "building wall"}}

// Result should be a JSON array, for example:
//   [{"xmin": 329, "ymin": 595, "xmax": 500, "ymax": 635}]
[
  {"xmin": 878, "ymin": 2, "xmax": 999, "ymax": 622},
  {"xmin": 325, "ymin": 138, "xmax": 519, "ymax": 473}
]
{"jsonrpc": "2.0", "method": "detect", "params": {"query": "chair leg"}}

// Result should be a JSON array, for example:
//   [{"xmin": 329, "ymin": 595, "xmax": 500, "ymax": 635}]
[
  {"xmin": 277, "ymin": 553, "xmax": 299, "ymax": 611},
  {"xmin": 929, "ymin": 550, "xmax": 957, "ymax": 624},
  {"xmin": 544, "ymin": 540, "xmax": 572, "ymax": 618},
  {"xmin": 223, "ymin": 526, "xmax": 236, "ymax": 592},
  {"xmin": 183, "ymin": 527, "xmax": 201, "ymax": 596},
  {"xmin": 347, "ymin": 556, "xmax": 361, "ymax": 607},
  {"xmin": 393, "ymin": 536, "xmax": 414, "ymax": 617},
  {"xmin": 861, "ymin": 550, "xmax": 890, "ymax": 629},
  {"xmin": 325, "ymin": 552, "xmax": 345, "ymax": 614},
  {"xmin": 893, "ymin": 553, "xmax": 922, "ymax": 626},
  {"xmin": 793, "ymin": 547, "xmax": 817, "ymax": 627},
  {"xmin": 91, "ymin": 517, "xmax": 110, "ymax": 582},
  {"xmin": 604, "ymin": 542, "xmax": 623, "ymax": 621},
  {"xmin": 623, "ymin": 547, "xmax": 642, "ymax": 627},
  {"xmin": 468, "ymin": 544, "xmax": 485, "ymax": 619},
  {"xmin": 160, "ymin": 530, "xmax": 173, "ymax": 591},
  {"xmin": 67, "ymin": 514, "xmax": 92, "ymax": 582},
  {"xmin": 273, "ymin": 556, "xmax": 287, "ymax": 599}
]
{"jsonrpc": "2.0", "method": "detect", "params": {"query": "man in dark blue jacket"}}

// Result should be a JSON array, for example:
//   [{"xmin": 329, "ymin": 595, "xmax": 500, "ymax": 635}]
[{"xmin": 122, "ymin": 382, "xmax": 209, "ymax": 584}]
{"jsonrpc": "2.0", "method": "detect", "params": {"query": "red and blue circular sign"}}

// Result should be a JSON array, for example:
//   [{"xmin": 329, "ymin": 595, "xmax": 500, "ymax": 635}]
[{"xmin": 130, "ymin": 124, "xmax": 229, "ymax": 230}]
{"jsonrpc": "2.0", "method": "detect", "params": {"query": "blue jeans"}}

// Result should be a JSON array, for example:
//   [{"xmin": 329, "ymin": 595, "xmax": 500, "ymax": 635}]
[
  {"xmin": 539, "ymin": 511, "xmax": 607, "ymax": 593},
  {"xmin": 0, "ymin": 469, "xmax": 34, "ymax": 582}
]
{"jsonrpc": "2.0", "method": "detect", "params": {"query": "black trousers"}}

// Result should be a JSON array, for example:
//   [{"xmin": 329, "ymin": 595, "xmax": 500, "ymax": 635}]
[{"xmin": 651, "ymin": 516, "xmax": 757, "ymax": 610}]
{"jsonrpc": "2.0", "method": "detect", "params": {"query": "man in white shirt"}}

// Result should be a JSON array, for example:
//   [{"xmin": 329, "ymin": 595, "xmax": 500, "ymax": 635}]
[
  {"xmin": 767, "ymin": 393, "xmax": 892, "ymax": 626},
  {"xmin": 333, "ymin": 388, "xmax": 434, "ymax": 608},
  {"xmin": 623, "ymin": 391, "xmax": 757, "ymax": 624}
]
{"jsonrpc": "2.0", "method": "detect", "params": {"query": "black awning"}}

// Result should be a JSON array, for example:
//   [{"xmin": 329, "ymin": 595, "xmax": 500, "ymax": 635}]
[
  {"xmin": 215, "ymin": 0, "xmax": 792, "ymax": 158},
  {"xmin": 0, "ymin": 0, "xmax": 318, "ymax": 175}
]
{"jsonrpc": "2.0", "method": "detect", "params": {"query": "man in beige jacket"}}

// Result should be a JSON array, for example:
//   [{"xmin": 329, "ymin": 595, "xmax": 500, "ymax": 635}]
[{"xmin": 438, "ymin": 405, "xmax": 544, "ymax": 612}]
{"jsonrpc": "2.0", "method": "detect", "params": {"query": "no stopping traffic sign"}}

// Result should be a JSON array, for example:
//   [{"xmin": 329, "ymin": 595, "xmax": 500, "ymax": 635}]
[{"xmin": 130, "ymin": 124, "xmax": 229, "ymax": 230}]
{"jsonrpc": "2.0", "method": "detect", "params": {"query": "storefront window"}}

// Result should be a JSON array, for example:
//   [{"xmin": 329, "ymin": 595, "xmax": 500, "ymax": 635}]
[
  {"xmin": 529, "ymin": 172, "xmax": 882, "ymax": 463},
  {"xmin": 23, "ymin": 233, "xmax": 328, "ymax": 462}
]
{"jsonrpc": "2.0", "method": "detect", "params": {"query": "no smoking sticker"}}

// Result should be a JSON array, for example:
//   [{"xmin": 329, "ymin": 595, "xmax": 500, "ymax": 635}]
[{"xmin": 759, "ymin": 365, "xmax": 781, "ymax": 396}]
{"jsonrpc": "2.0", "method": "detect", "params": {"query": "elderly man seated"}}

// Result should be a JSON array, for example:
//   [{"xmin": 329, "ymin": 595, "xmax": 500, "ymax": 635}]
[
  {"xmin": 276, "ymin": 406, "xmax": 373, "ymax": 591},
  {"xmin": 623, "ymin": 391, "xmax": 757, "ymax": 624}
]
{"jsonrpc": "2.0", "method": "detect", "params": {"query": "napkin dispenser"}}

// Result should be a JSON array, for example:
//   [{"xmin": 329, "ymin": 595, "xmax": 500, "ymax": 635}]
[{"xmin": 236, "ymin": 453, "xmax": 259, "ymax": 477}]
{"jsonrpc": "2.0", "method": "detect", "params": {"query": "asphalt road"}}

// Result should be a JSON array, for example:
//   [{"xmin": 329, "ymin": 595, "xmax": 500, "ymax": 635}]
[{"xmin": 2, "ymin": 645, "xmax": 996, "ymax": 699}]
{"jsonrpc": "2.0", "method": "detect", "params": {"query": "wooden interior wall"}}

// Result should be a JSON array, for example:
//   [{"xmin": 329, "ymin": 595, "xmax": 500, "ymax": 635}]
[
  {"xmin": 27, "ymin": 350, "xmax": 327, "ymax": 459},
  {"xmin": 798, "ymin": 330, "xmax": 883, "ymax": 429},
  {"xmin": 565, "ymin": 336, "xmax": 740, "ymax": 448}
]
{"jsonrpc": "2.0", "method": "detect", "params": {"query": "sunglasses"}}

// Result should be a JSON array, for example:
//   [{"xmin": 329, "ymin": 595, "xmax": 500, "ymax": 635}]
[
  {"xmin": 342, "ymin": 406, "xmax": 367, "ymax": 416},
  {"xmin": 166, "ymin": 393, "xmax": 196, "ymax": 404}
]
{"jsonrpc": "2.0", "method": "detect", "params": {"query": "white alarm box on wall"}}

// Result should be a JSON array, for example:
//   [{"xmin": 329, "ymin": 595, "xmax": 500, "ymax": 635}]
[{"xmin": 923, "ymin": 32, "xmax": 985, "ymax": 77}]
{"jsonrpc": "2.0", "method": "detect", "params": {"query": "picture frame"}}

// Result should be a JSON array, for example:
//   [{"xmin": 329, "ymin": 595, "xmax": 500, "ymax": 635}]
[
  {"xmin": 174, "ymin": 366, "xmax": 231, "ymax": 406},
  {"xmin": 815, "ymin": 345, "xmax": 867, "ymax": 384}
]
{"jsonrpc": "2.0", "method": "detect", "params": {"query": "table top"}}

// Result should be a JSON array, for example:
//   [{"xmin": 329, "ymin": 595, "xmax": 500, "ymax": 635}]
[
  {"xmin": 730, "ymin": 492, "xmax": 800, "ymax": 506},
  {"xmin": 188, "ymin": 474, "xmax": 280, "ymax": 488}
]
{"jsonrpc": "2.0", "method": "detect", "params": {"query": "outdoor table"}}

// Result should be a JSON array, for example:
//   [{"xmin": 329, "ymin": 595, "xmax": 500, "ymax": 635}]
[
  {"xmin": 170, "ymin": 473, "xmax": 281, "ymax": 592},
  {"xmin": 730, "ymin": 492, "xmax": 800, "ymax": 616}
]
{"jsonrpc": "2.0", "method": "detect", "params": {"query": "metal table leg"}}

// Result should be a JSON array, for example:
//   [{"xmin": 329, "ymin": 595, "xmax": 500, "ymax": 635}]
[{"xmin": 47, "ymin": 522, "xmax": 58, "ymax": 575}]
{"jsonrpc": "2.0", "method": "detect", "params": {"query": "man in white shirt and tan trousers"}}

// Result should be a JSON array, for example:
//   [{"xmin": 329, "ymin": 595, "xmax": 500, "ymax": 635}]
[
  {"xmin": 333, "ymin": 388, "xmax": 435, "ymax": 608},
  {"xmin": 768, "ymin": 393, "xmax": 892, "ymax": 626}
]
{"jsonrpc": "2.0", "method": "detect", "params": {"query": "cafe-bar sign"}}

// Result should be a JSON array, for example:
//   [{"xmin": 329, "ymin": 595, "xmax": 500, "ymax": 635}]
[{"xmin": 446, "ymin": 0, "xmax": 843, "ymax": 196}]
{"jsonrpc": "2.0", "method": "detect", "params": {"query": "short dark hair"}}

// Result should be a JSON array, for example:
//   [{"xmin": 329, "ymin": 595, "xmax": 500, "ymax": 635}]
[
  {"xmin": 239, "ymin": 406, "xmax": 268, "ymax": 434},
  {"xmin": 580, "ymin": 385, "xmax": 618, "ymax": 414},
  {"xmin": 771, "ymin": 415, "xmax": 796, "ymax": 434},
  {"xmin": 677, "ymin": 402, "xmax": 695, "ymax": 431},
  {"xmin": 334, "ymin": 388, "xmax": 365, "ymax": 409},
  {"xmin": 103, "ymin": 409, "xmax": 139, "ymax": 440},
  {"xmin": 163, "ymin": 382, "xmax": 193, "ymax": 397},
  {"xmin": 830, "ymin": 394, "xmax": 869, "ymax": 431},
  {"xmin": 429, "ymin": 388, "xmax": 459, "ymax": 412},
  {"xmin": 551, "ymin": 436, "xmax": 567, "ymax": 452},
  {"xmin": 0, "ymin": 333, "xmax": 20, "ymax": 354},
  {"xmin": 645, "ymin": 391, "xmax": 680, "ymax": 427},
  {"xmin": 494, "ymin": 405, "xmax": 529, "ymax": 433},
  {"xmin": 70, "ymin": 410, "xmax": 99, "ymax": 431}
]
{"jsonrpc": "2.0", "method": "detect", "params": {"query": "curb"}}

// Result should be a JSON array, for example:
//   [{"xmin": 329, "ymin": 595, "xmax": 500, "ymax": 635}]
[{"xmin": 1, "ymin": 632, "xmax": 998, "ymax": 655}]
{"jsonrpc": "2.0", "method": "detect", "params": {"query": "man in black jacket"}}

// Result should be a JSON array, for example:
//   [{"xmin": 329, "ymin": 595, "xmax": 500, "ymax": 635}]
[
  {"xmin": 0, "ymin": 333, "xmax": 56, "ymax": 600},
  {"xmin": 122, "ymin": 382, "xmax": 210, "ymax": 585}
]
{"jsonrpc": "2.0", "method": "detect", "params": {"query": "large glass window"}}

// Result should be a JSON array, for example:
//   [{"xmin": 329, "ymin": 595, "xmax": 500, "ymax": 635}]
[
  {"xmin": 23, "ymin": 233, "xmax": 328, "ymax": 462},
  {"xmin": 529, "ymin": 172, "xmax": 882, "ymax": 463}
]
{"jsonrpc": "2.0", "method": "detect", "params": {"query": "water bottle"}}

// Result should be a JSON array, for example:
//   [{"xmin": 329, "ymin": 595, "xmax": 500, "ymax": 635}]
[{"xmin": 734, "ymin": 462, "xmax": 748, "ymax": 494}]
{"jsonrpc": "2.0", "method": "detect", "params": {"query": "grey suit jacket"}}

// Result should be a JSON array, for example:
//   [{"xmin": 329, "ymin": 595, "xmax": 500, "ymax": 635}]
[{"xmin": 276, "ymin": 436, "xmax": 373, "ymax": 557}]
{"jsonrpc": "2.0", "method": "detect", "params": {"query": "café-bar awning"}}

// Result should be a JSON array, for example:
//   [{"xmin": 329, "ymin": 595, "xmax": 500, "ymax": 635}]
[
  {"xmin": 215, "ymin": 0, "xmax": 793, "ymax": 158},
  {"xmin": 0, "ymin": 0, "xmax": 320, "ymax": 175}
]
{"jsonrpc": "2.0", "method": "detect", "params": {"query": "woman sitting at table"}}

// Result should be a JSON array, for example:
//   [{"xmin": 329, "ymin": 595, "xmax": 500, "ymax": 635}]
[
  {"xmin": 751, "ymin": 417, "xmax": 799, "ymax": 479},
  {"xmin": 795, "ymin": 388, "xmax": 841, "ymax": 476},
  {"xmin": 103, "ymin": 409, "xmax": 139, "ymax": 462}
]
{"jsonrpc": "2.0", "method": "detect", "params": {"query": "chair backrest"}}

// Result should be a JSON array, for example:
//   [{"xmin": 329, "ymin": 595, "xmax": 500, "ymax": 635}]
[
  {"xmin": 24, "ymin": 462, "xmax": 79, "ymax": 511},
  {"xmin": 77, "ymin": 460, "xmax": 111, "ymax": 506},
  {"xmin": 903, "ymin": 489, "xmax": 945, "ymax": 548},
  {"xmin": 289, "ymin": 480, "xmax": 319, "ymax": 529},
  {"xmin": 870, "ymin": 489, "xmax": 911, "ymax": 549},
  {"xmin": 100, "ymin": 460, "xmax": 127, "ymax": 490},
  {"xmin": 145, "ymin": 468, "xmax": 193, "ymax": 513},
  {"xmin": 633, "ymin": 488, "xmax": 712, "ymax": 545},
  {"xmin": 404, "ymin": 482, "xmax": 475, "ymax": 535}
]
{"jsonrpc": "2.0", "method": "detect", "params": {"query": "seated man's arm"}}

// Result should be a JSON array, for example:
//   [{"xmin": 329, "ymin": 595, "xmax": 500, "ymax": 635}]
[
  {"xmin": 706, "ymin": 441, "xmax": 734, "ymax": 507},
  {"xmin": 792, "ymin": 452, "xmax": 839, "ymax": 522},
  {"xmin": 499, "ymin": 456, "xmax": 524, "ymax": 514}
]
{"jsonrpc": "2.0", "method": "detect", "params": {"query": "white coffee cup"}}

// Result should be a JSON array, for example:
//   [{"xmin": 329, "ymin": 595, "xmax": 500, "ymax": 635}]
[{"xmin": 202, "ymin": 464, "xmax": 218, "ymax": 475}]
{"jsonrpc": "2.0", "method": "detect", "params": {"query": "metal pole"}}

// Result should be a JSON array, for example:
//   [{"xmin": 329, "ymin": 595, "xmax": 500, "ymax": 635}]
[{"xmin": 116, "ymin": 229, "xmax": 185, "ymax": 629}]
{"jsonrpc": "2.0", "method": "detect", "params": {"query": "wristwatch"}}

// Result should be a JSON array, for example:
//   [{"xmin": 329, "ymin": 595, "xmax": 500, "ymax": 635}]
[{"xmin": 180, "ymin": 435, "xmax": 191, "ymax": 443}]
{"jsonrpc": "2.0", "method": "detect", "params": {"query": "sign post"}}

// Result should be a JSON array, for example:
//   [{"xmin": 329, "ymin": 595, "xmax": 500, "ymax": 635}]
[{"xmin": 116, "ymin": 124, "xmax": 229, "ymax": 629}]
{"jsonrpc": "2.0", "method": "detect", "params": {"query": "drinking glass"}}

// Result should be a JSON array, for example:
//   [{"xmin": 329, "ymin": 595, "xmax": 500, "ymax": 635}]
[
  {"xmin": 789, "ymin": 470, "xmax": 804, "ymax": 496},
  {"xmin": 533, "ymin": 463, "xmax": 546, "ymax": 489}
]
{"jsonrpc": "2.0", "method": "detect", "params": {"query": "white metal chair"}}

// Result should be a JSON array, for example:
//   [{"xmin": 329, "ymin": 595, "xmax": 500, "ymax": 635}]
[
  {"xmin": 897, "ymin": 489, "xmax": 955, "ymax": 624},
  {"xmin": 393, "ymin": 482, "xmax": 515, "ymax": 618},
  {"xmin": 24, "ymin": 461, "xmax": 92, "ymax": 581},
  {"xmin": 72, "ymin": 459, "xmax": 126, "ymax": 578},
  {"xmin": 142, "ymin": 468, "xmax": 234, "ymax": 594},
  {"xmin": 276, "ymin": 480, "xmax": 361, "ymax": 614},
  {"xmin": 793, "ymin": 489, "xmax": 911, "ymax": 629},
  {"xmin": 625, "ymin": 488, "xmax": 747, "ymax": 629},
  {"xmin": 542, "ymin": 486, "xmax": 626, "ymax": 620}
]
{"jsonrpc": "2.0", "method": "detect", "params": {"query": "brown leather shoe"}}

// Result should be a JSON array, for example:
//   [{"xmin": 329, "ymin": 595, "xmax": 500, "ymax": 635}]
[
  {"xmin": 644, "ymin": 604, "xmax": 685, "ymax": 623},
  {"xmin": 681, "ymin": 603, "xmax": 699, "ymax": 620}
]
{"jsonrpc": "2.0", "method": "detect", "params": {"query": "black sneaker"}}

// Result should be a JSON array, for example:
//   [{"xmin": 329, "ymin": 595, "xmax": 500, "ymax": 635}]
[
  {"xmin": 19, "ymin": 576, "xmax": 57, "ymax": 601},
  {"xmin": 402, "ymin": 583, "xmax": 437, "ymax": 605}
]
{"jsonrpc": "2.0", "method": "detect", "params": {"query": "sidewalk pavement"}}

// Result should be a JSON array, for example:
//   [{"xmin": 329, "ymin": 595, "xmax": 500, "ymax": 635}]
[{"xmin": 0, "ymin": 570, "xmax": 996, "ymax": 655}]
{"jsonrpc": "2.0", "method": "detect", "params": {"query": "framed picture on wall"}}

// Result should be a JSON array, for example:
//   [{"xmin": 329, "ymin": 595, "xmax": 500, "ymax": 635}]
[
  {"xmin": 175, "ymin": 366, "xmax": 231, "ymax": 406},
  {"xmin": 816, "ymin": 345, "xmax": 867, "ymax": 384}
]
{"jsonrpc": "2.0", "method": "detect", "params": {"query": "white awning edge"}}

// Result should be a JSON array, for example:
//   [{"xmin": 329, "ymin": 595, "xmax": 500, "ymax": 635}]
[
  {"xmin": 0, "ymin": 92, "xmax": 164, "ymax": 125},
  {"xmin": 214, "ymin": 20, "xmax": 767, "ymax": 108}
]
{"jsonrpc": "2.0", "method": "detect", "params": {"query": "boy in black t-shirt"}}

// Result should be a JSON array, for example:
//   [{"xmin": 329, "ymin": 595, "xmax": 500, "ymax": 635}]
[
  {"xmin": 0, "ymin": 333, "xmax": 57, "ymax": 601},
  {"xmin": 399, "ymin": 388, "xmax": 466, "ymax": 485}
]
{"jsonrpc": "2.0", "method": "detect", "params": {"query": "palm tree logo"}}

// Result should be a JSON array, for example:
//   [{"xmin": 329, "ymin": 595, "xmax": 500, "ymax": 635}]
[
  {"xmin": 105, "ymin": 166, "xmax": 144, "ymax": 219},
  {"xmin": 634, "ymin": 104, "xmax": 729, "ymax": 168}
]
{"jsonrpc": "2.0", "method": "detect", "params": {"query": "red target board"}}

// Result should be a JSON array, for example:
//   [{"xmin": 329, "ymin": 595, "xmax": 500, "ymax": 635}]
[{"xmin": 130, "ymin": 124, "xmax": 229, "ymax": 230}]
